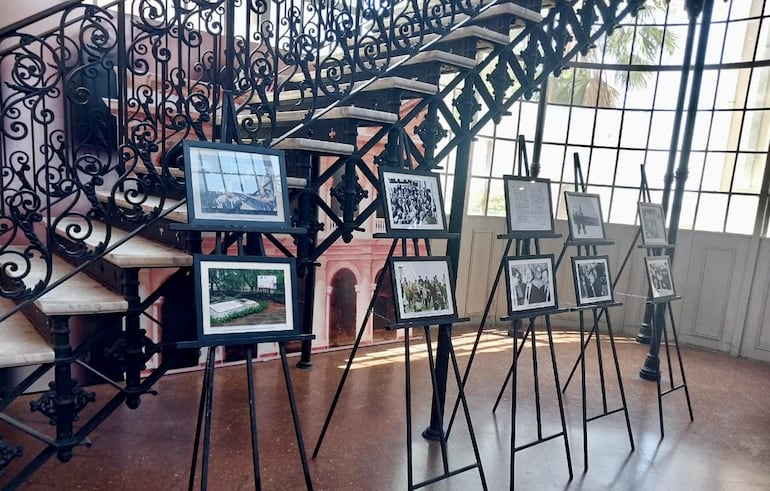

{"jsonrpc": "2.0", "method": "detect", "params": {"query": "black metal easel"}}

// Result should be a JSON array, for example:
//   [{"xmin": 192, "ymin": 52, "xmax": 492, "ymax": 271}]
[
  {"xmin": 546, "ymin": 155, "xmax": 634, "ymax": 471},
  {"xmin": 312, "ymin": 232, "xmax": 487, "ymax": 490}
]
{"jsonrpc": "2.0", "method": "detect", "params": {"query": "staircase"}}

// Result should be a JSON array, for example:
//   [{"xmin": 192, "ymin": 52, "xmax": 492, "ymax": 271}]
[{"xmin": 0, "ymin": 0, "xmax": 643, "ymax": 485}]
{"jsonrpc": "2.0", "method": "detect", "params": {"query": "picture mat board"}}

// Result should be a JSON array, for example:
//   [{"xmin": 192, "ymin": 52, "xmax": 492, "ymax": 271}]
[
  {"xmin": 503, "ymin": 176, "xmax": 555, "ymax": 235},
  {"xmin": 184, "ymin": 140, "xmax": 290, "ymax": 229},
  {"xmin": 638, "ymin": 202, "xmax": 667, "ymax": 246},
  {"xmin": 390, "ymin": 257, "xmax": 457, "ymax": 323},
  {"xmin": 504, "ymin": 254, "xmax": 558, "ymax": 315},
  {"xmin": 194, "ymin": 255, "xmax": 299, "ymax": 342},
  {"xmin": 380, "ymin": 168, "xmax": 447, "ymax": 234},
  {"xmin": 565, "ymin": 192, "xmax": 606, "ymax": 241},
  {"xmin": 571, "ymin": 255, "xmax": 614, "ymax": 306},
  {"xmin": 645, "ymin": 255, "xmax": 677, "ymax": 301}
]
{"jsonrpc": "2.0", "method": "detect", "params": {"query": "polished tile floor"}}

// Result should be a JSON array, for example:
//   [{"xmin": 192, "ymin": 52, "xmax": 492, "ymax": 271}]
[{"xmin": 1, "ymin": 327, "xmax": 769, "ymax": 490}]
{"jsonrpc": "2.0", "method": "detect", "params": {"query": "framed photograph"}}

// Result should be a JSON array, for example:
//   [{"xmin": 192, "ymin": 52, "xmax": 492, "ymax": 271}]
[
  {"xmin": 571, "ymin": 255, "xmax": 614, "ymax": 306},
  {"xmin": 503, "ymin": 176, "xmax": 555, "ymax": 235},
  {"xmin": 389, "ymin": 256, "xmax": 457, "ymax": 323},
  {"xmin": 638, "ymin": 202, "xmax": 667, "ymax": 246},
  {"xmin": 504, "ymin": 254, "xmax": 558, "ymax": 315},
  {"xmin": 379, "ymin": 168, "xmax": 447, "ymax": 235},
  {"xmin": 194, "ymin": 255, "xmax": 299, "ymax": 343},
  {"xmin": 183, "ymin": 140, "xmax": 290, "ymax": 230},
  {"xmin": 564, "ymin": 192, "xmax": 606, "ymax": 241},
  {"xmin": 644, "ymin": 255, "xmax": 677, "ymax": 302}
]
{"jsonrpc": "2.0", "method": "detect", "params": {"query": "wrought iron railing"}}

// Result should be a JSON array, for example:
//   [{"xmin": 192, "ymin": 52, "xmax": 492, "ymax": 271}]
[{"xmin": 0, "ymin": 0, "xmax": 643, "ymax": 305}]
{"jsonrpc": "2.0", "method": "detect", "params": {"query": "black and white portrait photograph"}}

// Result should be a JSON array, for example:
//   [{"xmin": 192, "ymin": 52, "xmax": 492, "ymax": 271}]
[
  {"xmin": 194, "ymin": 255, "xmax": 299, "ymax": 342},
  {"xmin": 645, "ymin": 255, "xmax": 676, "ymax": 301},
  {"xmin": 638, "ymin": 202, "xmax": 667, "ymax": 246},
  {"xmin": 503, "ymin": 176, "xmax": 555, "ymax": 235},
  {"xmin": 504, "ymin": 255, "xmax": 558, "ymax": 314},
  {"xmin": 389, "ymin": 256, "xmax": 456, "ymax": 323},
  {"xmin": 184, "ymin": 140, "xmax": 290, "ymax": 228},
  {"xmin": 380, "ymin": 168, "xmax": 447, "ymax": 234},
  {"xmin": 565, "ymin": 192, "xmax": 606, "ymax": 241},
  {"xmin": 571, "ymin": 256, "xmax": 613, "ymax": 306}
]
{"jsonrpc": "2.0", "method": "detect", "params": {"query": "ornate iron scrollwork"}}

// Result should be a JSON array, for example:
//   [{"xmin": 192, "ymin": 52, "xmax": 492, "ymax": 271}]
[
  {"xmin": 0, "ymin": 437, "xmax": 22, "ymax": 475},
  {"xmin": 30, "ymin": 380, "xmax": 96, "ymax": 426}
]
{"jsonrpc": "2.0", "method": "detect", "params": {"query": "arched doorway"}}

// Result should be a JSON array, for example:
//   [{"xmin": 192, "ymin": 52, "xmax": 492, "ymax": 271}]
[
  {"xmin": 329, "ymin": 268, "xmax": 357, "ymax": 347},
  {"xmin": 373, "ymin": 268, "xmax": 397, "ymax": 341}
]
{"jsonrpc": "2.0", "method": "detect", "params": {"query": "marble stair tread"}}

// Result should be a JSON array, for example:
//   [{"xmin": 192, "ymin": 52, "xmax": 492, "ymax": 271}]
[
  {"xmin": 53, "ymin": 218, "xmax": 192, "ymax": 269},
  {"xmin": 265, "ymin": 76, "xmax": 438, "ymax": 106},
  {"xmin": 393, "ymin": 50, "xmax": 477, "ymax": 70},
  {"xmin": 96, "ymin": 190, "xmax": 188, "ymax": 223},
  {"xmin": 480, "ymin": 2, "xmax": 544, "ymax": 24},
  {"xmin": 269, "ymin": 105, "xmax": 399, "ymax": 125},
  {"xmin": 0, "ymin": 298, "xmax": 54, "ymax": 368},
  {"xmin": 274, "ymin": 138, "xmax": 355, "ymax": 155},
  {"xmin": 4, "ymin": 246, "xmax": 128, "ymax": 316}
]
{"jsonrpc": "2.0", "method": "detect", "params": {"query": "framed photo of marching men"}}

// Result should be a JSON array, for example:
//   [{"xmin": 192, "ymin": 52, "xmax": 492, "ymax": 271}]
[
  {"xmin": 389, "ymin": 256, "xmax": 457, "ymax": 324},
  {"xmin": 504, "ymin": 254, "xmax": 558, "ymax": 315},
  {"xmin": 638, "ymin": 202, "xmax": 668, "ymax": 246},
  {"xmin": 571, "ymin": 255, "xmax": 614, "ymax": 306},
  {"xmin": 564, "ymin": 192, "xmax": 606, "ymax": 242},
  {"xmin": 183, "ymin": 140, "xmax": 291, "ymax": 230},
  {"xmin": 194, "ymin": 255, "xmax": 299, "ymax": 343},
  {"xmin": 502, "ymin": 176, "xmax": 556, "ymax": 236},
  {"xmin": 379, "ymin": 168, "xmax": 447, "ymax": 235},
  {"xmin": 644, "ymin": 255, "xmax": 677, "ymax": 302}
]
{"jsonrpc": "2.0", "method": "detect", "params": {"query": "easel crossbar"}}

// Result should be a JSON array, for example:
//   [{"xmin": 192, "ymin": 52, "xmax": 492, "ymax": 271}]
[
  {"xmin": 514, "ymin": 431, "xmax": 568, "ymax": 452},
  {"xmin": 412, "ymin": 463, "xmax": 480, "ymax": 490},
  {"xmin": 585, "ymin": 407, "xmax": 627, "ymax": 423}
]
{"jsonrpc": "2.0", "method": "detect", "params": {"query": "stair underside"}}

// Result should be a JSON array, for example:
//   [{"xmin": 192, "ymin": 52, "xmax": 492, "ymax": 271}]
[{"xmin": 0, "ymin": 298, "xmax": 54, "ymax": 368}]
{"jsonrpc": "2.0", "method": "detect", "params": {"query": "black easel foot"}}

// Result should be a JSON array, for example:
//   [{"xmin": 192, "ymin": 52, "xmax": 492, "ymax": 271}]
[{"xmin": 295, "ymin": 360, "xmax": 313, "ymax": 370}]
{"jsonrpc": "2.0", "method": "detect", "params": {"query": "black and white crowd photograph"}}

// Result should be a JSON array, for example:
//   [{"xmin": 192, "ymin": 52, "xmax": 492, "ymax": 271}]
[
  {"xmin": 645, "ymin": 256, "xmax": 676, "ymax": 300},
  {"xmin": 391, "ymin": 258, "xmax": 455, "ymax": 321},
  {"xmin": 382, "ymin": 170, "xmax": 445, "ymax": 231},
  {"xmin": 572, "ymin": 256, "xmax": 613, "ymax": 305}
]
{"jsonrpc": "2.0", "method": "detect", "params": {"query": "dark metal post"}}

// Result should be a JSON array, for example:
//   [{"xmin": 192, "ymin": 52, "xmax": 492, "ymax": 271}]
[
  {"xmin": 425, "ymin": 78, "xmax": 478, "ymax": 439},
  {"xmin": 530, "ymin": 78, "xmax": 549, "ymax": 179},
  {"xmin": 640, "ymin": 0, "xmax": 713, "ymax": 381},
  {"xmin": 636, "ymin": 0, "xmax": 700, "ymax": 345}
]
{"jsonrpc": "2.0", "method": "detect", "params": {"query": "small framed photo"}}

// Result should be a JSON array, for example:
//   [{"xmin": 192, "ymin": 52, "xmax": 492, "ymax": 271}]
[
  {"xmin": 644, "ymin": 255, "xmax": 677, "ymax": 302},
  {"xmin": 379, "ymin": 168, "xmax": 447, "ymax": 235},
  {"xmin": 183, "ymin": 140, "xmax": 290, "ymax": 230},
  {"xmin": 571, "ymin": 255, "xmax": 614, "ymax": 306},
  {"xmin": 389, "ymin": 256, "xmax": 457, "ymax": 324},
  {"xmin": 194, "ymin": 255, "xmax": 299, "ymax": 343},
  {"xmin": 638, "ymin": 202, "xmax": 667, "ymax": 246},
  {"xmin": 503, "ymin": 176, "xmax": 555, "ymax": 236},
  {"xmin": 504, "ymin": 254, "xmax": 558, "ymax": 315},
  {"xmin": 564, "ymin": 192, "xmax": 606, "ymax": 241}
]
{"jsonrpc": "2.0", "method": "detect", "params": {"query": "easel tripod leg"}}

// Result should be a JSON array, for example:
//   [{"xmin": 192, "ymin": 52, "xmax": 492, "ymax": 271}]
[
  {"xmin": 546, "ymin": 317, "xmax": 573, "ymax": 480},
  {"xmin": 404, "ymin": 333, "xmax": 414, "ymax": 490},
  {"xmin": 667, "ymin": 305, "xmax": 694, "ymax": 421},
  {"xmin": 279, "ymin": 343, "xmax": 313, "ymax": 491},
  {"xmin": 245, "ymin": 347, "xmax": 262, "ymax": 490},
  {"xmin": 493, "ymin": 328, "xmax": 529, "ymax": 413},
  {"xmin": 605, "ymin": 314, "xmax": 635, "ymax": 450},
  {"xmin": 423, "ymin": 327, "xmax": 449, "ymax": 473}
]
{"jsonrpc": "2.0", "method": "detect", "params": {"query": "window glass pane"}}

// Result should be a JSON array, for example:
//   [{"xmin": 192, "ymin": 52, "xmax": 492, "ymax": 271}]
[
  {"xmin": 518, "ymin": 101, "xmax": 539, "ymax": 137},
  {"xmin": 732, "ymin": 152, "xmax": 765, "ymax": 194},
  {"xmin": 478, "ymin": 119, "xmax": 496, "ymax": 138},
  {"xmin": 708, "ymin": 111, "xmax": 736, "ymax": 151},
  {"xmin": 644, "ymin": 150, "xmax": 669, "ymax": 189},
  {"xmin": 648, "ymin": 111, "xmax": 675, "ymax": 151},
  {"xmin": 702, "ymin": 152, "xmax": 734, "ymax": 192},
  {"xmin": 587, "ymin": 148, "xmax": 617, "ymax": 186},
  {"xmin": 466, "ymin": 178, "xmax": 487, "ymax": 215},
  {"xmin": 620, "ymin": 111, "xmax": 651, "ymax": 148},
  {"xmin": 697, "ymin": 70, "xmax": 718, "ymax": 109},
  {"xmin": 567, "ymin": 107, "xmax": 596, "ymax": 145},
  {"xmin": 491, "ymin": 139, "xmax": 516, "ymax": 178},
  {"xmin": 686, "ymin": 152, "xmax": 706, "ymax": 192},
  {"xmin": 677, "ymin": 191, "xmax": 698, "ymax": 230},
  {"xmin": 539, "ymin": 144, "xmax": 566, "ymax": 182},
  {"xmin": 739, "ymin": 110, "xmax": 770, "ymax": 152},
  {"xmin": 695, "ymin": 193, "xmax": 728, "ymax": 232},
  {"xmin": 441, "ymin": 174, "xmax": 454, "ymax": 215},
  {"xmin": 487, "ymin": 179, "xmax": 506, "ymax": 217},
  {"xmin": 471, "ymin": 138, "xmax": 492, "ymax": 176},
  {"xmin": 610, "ymin": 187, "xmax": 640, "ymax": 225},
  {"xmin": 564, "ymin": 146, "xmax": 591, "ymax": 181},
  {"xmin": 660, "ymin": 25, "xmax": 689, "ymax": 66},
  {"xmin": 747, "ymin": 67, "xmax": 770, "ymax": 109},
  {"xmin": 442, "ymin": 147, "xmax": 457, "ymax": 175},
  {"xmin": 594, "ymin": 109, "xmax": 621, "ymax": 147},
  {"xmin": 615, "ymin": 149, "xmax": 646, "ymax": 187},
  {"xmin": 653, "ymin": 71, "xmax": 681, "ymax": 110},
  {"xmin": 691, "ymin": 112, "xmax": 712, "ymax": 151},
  {"xmin": 585, "ymin": 185, "xmax": 613, "ymax": 223},
  {"xmin": 624, "ymin": 73, "xmax": 655, "ymax": 110},
  {"xmin": 543, "ymin": 105, "xmax": 570, "ymax": 142},
  {"xmin": 725, "ymin": 195, "xmax": 759, "ymax": 235},
  {"xmin": 714, "ymin": 69, "xmax": 742, "ymax": 110},
  {"xmin": 725, "ymin": 20, "xmax": 760, "ymax": 63},
  {"xmin": 704, "ymin": 23, "xmax": 727, "ymax": 64}
]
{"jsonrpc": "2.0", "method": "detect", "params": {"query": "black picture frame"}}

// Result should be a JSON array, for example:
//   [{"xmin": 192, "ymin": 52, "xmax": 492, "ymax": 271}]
[
  {"xmin": 379, "ymin": 167, "xmax": 447, "ymax": 235},
  {"xmin": 183, "ymin": 140, "xmax": 291, "ymax": 230},
  {"xmin": 389, "ymin": 256, "xmax": 457, "ymax": 324},
  {"xmin": 504, "ymin": 254, "xmax": 558, "ymax": 315},
  {"xmin": 571, "ymin": 255, "xmax": 614, "ymax": 306},
  {"xmin": 638, "ymin": 202, "xmax": 667, "ymax": 246},
  {"xmin": 564, "ymin": 191, "xmax": 606, "ymax": 242},
  {"xmin": 194, "ymin": 255, "xmax": 299, "ymax": 343},
  {"xmin": 503, "ymin": 176, "xmax": 555, "ymax": 236},
  {"xmin": 644, "ymin": 255, "xmax": 677, "ymax": 302}
]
